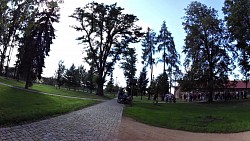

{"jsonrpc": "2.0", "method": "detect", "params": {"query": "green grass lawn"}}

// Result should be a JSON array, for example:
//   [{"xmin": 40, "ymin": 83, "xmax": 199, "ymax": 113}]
[
  {"xmin": 0, "ymin": 84, "xmax": 99, "ymax": 127},
  {"xmin": 0, "ymin": 76, "xmax": 113, "ymax": 100},
  {"xmin": 124, "ymin": 96, "xmax": 250, "ymax": 133}
]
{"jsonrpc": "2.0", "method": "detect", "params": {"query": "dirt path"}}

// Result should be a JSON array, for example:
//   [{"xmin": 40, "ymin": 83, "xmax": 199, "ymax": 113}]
[{"xmin": 117, "ymin": 117, "xmax": 250, "ymax": 141}]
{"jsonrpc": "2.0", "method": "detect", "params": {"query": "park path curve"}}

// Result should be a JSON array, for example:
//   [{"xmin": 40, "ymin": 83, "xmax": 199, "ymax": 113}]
[{"xmin": 0, "ymin": 99, "xmax": 124, "ymax": 141}]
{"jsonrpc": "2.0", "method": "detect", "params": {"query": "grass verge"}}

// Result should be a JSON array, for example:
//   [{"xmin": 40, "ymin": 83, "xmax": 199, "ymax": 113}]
[
  {"xmin": 0, "ymin": 76, "xmax": 112, "ymax": 100},
  {"xmin": 124, "ymin": 96, "xmax": 250, "ymax": 133},
  {"xmin": 0, "ymin": 85, "xmax": 99, "ymax": 127}
]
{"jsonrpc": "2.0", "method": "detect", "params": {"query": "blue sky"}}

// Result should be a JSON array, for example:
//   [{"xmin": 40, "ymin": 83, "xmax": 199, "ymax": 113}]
[{"xmin": 38, "ymin": 0, "xmax": 225, "ymax": 86}]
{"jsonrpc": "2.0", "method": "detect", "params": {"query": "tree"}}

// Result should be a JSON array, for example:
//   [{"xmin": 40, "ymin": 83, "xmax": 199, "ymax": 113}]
[
  {"xmin": 120, "ymin": 47, "xmax": 137, "ymax": 86},
  {"xmin": 16, "ymin": 1, "xmax": 61, "ymax": 88},
  {"xmin": 141, "ymin": 27, "xmax": 157, "ymax": 99},
  {"xmin": 78, "ymin": 65, "xmax": 87, "ymax": 90},
  {"xmin": 85, "ymin": 65, "xmax": 96, "ymax": 93},
  {"xmin": 142, "ymin": 28, "xmax": 157, "ymax": 82},
  {"xmin": 223, "ymin": 0, "xmax": 250, "ymax": 89},
  {"xmin": 182, "ymin": 1, "xmax": 233, "ymax": 102},
  {"xmin": 106, "ymin": 73, "xmax": 114, "ymax": 93},
  {"xmin": 156, "ymin": 72, "xmax": 169, "ymax": 101},
  {"xmin": 0, "ymin": 0, "xmax": 24, "ymax": 76},
  {"xmin": 64, "ymin": 64, "xmax": 80, "ymax": 90},
  {"xmin": 121, "ymin": 47, "xmax": 137, "ymax": 97},
  {"xmin": 0, "ymin": 0, "xmax": 9, "ymax": 76},
  {"xmin": 70, "ymin": 2, "xmax": 142, "ymax": 96},
  {"xmin": 157, "ymin": 21, "xmax": 180, "ymax": 94},
  {"xmin": 137, "ymin": 66, "xmax": 149, "ymax": 100},
  {"xmin": 148, "ymin": 78, "xmax": 158, "ymax": 100},
  {"xmin": 55, "ymin": 60, "xmax": 65, "ymax": 89},
  {"xmin": 0, "ymin": 0, "xmax": 63, "ymax": 77}
]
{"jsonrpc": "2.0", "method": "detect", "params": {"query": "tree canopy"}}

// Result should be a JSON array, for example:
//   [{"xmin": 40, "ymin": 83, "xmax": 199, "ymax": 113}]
[
  {"xmin": 182, "ymin": 1, "xmax": 233, "ymax": 102},
  {"xmin": 223, "ymin": 0, "xmax": 250, "ymax": 87},
  {"xmin": 16, "ymin": 1, "xmax": 61, "ymax": 88},
  {"xmin": 142, "ymin": 28, "xmax": 157, "ymax": 82},
  {"xmin": 157, "ymin": 21, "xmax": 180, "ymax": 93},
  {"xmin": 70, "ymin": 2, "xmax": 142, "ymax": 96},
  {"xmin": 121, "ymin": 47, "xmax": 137, "ymax": 86}
]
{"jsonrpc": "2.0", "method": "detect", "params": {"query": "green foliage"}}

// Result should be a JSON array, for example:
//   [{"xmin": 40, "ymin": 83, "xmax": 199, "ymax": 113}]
[
  {"xmin": 223, "ymin": 0, "xmax": 250, "ymax": 84},
  {"xmin": 84, "ymin": 65, "xmax": 96, "ymax": 93},
  {"xmin": 16, "ymin": 1, "xmax": 61, "ymax": 88},
  {"xmin": 0, "ymin": 0, "xmax": 23, "ymax": 76},
  {"xmin": 156, "ymin": 72, "xmax": 169, "ymax": 95},
  {"xmin": 78, "ymin": 65, "xmax": 87, "ymax": 87},
  {"xmin": 0, "ymin": 76, "xmax": 110, "ymax": 100},
  {"xmin": 55, "ymin": 60, "xmax": 65, "ymax": 88},
  {"xmin": 106, "ymin": 73, "xmax": 115, "ymax": 93},
  {"xmin": 157, "ymin": 21, "xmax": 180, "ymax": 75},
  {"xmin": 0, "ymin": 84, "xmax": 98, "ymax": 127},
  {"xmin": 157, "ymin": 21, "xmax": 181, "ymax": 92},
  {"xmin": 137, "ymin": 66, "xmax": 149, "ymax": 97},
  {"xmin": 141, "ymin": 28, "xmax": 157, "ymax": 82},
  {"xmin": 121, "ymin": 47, "xmax": 137, "ymax": 87},
  {"xmin": 70, "ymin": 2, "xmax": 142, "ymax": 96},
  {"xmin": 148, "ymin": 79, "xmax": 157, "ymax": 95},
  {"xmin": 182, "ymin": 1, "xmax": 233, "ymax": 101},
  {"xmin": 223, "ymin": 0, "xmax": 250, "ymax": 48},
  {"xmin": 124, "ymin": 97, "xmax": 250, "ymax": 133},
  {"xmin": 0, "ymin": 0, "xmax": 63, "ymax": 82},
  {"xmin": 64, "ymin": 64, "xmax": 80, "ymax": 90}
]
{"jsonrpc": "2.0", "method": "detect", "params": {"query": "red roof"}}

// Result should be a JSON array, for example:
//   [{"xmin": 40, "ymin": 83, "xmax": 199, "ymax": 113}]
[{"xmin": 226, "ymin": 81, "xmax": 250, "ymax": 89}]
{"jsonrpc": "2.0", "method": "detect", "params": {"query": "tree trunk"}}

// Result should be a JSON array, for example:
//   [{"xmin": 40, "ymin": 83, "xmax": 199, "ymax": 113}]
[
  {"xmin": 4, "ymin": 66, "xmax": 8, "ymax": 77},
  {"xmin": 208, "ymin": 89, "xmax": 213, "ymax": 102},
  {"xmin": 97, "ymin": 82, "xmax": 104, "ymax": 96},
  {"xmin": 25, "ymin": 63, "xmax": 32, "ymax": 89},
  {"xmin": 0, "ymin": 45, "xmax": 9, "ymax": 76},
  {"xmin": 141, "ymin": 90, "xmax": 143, "ymax": 100},
  {"xmin": 207, "ymin": 77, "xmax": 214, "ymax": 102},
  {"xmin": 148, "ymin": 64, "xmax": 153, "ymax": 100},
  {"xmin": 97, "ymin": 73, "xmax": 104, "ymax": 96},
  {"xmin": 163, "ymin": 47, "xmax": 166, "ymax": 73},
  {"xmin": 25, "ymin": 72, "xmax": 30, "ymax": 89},
  {"xmin": 0, "ymin": 55, "xmax": 5, "ymax": 76}
]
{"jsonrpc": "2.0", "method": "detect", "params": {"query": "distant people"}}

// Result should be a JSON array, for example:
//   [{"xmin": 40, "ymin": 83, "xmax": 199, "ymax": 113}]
[
  {"xmin": 184, "ymin": 94, "xmax": 187, "ymax": 102},
  {"xmin": 244, "ymin": 91, "xmax": 247, "ymax": 99},
  {"xmin": 189, "ymin": 93, "xmax": 193, "ymax": 102},
  {"xmin": 241, "ymin": 91, "xmax": 244, "ymax": 99},
  {"xmin": 161, "ymin": 94, "xmax": 165, "ymax": 101},
  {"xmin": 237, "ymin": 92, "xmax": 240, "ymax": 100}
]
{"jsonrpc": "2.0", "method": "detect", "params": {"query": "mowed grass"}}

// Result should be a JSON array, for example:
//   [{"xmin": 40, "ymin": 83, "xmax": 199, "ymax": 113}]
[
  {"xmin": 0, "ymin": 84, "xmax": 99, "ymax": 127},
  {"xmin": 0, "ymin": 76, "xmax": 111, "ymax": 100},
  {"xmin": 124, "ymin": 96, "xmax": 250, "ymax": 133}
]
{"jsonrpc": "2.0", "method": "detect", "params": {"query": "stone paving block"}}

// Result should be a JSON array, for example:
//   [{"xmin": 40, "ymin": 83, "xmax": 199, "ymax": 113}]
[{"xmin": 0, "ymin": 99, "xmax": 123, "ymax": 141}]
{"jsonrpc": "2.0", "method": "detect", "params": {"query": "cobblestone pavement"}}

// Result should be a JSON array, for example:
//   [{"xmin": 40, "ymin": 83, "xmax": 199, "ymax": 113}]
[{"xmin": 0, "ymin": 99, "xmax": 124, "ymax": 141}]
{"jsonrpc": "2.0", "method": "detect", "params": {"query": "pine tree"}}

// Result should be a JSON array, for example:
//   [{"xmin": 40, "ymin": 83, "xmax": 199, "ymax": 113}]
[
  {"xmin": 121, "ymin": 47, "xmax": 137, "ymax": 87},
  {"xmin": 16, "ymin": 1, "xmax": 60, "ymax": 88},
  {"xmin": 55, "ymin": 60, "xmax": 65, "ymax": 88},
  {"xmin": 141, "ymin": 27, "xmax": 157, "ymax": 100},
  {"xmin": 137, "ymin": 66, "xmax": 149, "ymax": 100},
  {"xmin": 157, "ymin": 21, "xmax": 180, "ymax": 94}
]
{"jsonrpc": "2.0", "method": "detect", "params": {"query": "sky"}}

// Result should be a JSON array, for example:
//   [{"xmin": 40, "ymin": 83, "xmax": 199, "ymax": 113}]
[{"xmin": 10, "ymin": 0, "xmax": 225, "ymax": 87}]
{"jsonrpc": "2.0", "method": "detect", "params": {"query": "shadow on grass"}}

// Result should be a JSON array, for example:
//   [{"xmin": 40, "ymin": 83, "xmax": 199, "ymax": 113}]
[{"xmin": 0, "ymin": 85, "xmax": 99, "ymax": 127}]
